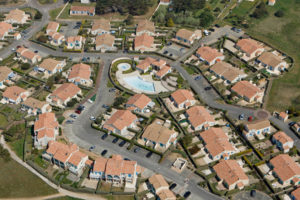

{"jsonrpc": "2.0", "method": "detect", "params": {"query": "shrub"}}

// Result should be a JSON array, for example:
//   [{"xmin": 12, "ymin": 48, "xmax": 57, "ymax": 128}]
[
  {"xmin": 34, "ymin": 11, "xmax": 42, "ymax": 20},
  {"xmin": 274, "ymin": 10, "xmax": 284, "ymax": 17},
  {"xmin": 21, "ymin": 63, "xmax": 31, "ymax": 70},
  {"xmin": 37, "ymin": 35, "xmax": 48, "ymax": 43}
]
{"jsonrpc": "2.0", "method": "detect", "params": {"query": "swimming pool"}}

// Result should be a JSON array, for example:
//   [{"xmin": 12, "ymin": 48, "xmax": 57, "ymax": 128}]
[
  {"xmin": 117, "ymin": 63, "xmax": 131, "ymax": 71},
  {"xmin": 123, "ymin": 76, "xmax": 155, "ymax": 93}
]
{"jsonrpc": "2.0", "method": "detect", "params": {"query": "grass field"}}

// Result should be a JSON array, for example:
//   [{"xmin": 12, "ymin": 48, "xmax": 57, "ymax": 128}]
[
  {"xmin": 0, "ymin": 113, "xmax": 8, "ymax": 128},
  {"xmin": 49, "ymin": 6, "xmax": 64, "ymax": 20},
  {"xmin": 0, "ymin": 159, "xmax": 57, "ymax": 198},
  {"xmin": 47, "ymin": 196, "xmax": 83, "ymax": 200},
  {"xmin": 226, "ymin": 0, "xmax": 300, "ymax": 111}
]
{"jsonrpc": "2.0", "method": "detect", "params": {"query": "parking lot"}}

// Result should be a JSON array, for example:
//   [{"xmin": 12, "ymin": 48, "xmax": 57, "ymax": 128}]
[
  {"xmin": 158, "ymin": 43, "xmax": 188, "ymax": 60},
  {"xmin": 59, "ymin": 21, "xmax": 80, "ymax": 37},
  {"xmin": 94, "ymin": 131, "xmax": 161, "ymax": 162}
]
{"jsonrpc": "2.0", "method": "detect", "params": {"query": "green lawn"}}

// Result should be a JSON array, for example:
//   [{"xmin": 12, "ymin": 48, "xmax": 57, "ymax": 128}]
[
  {"xmin": 49, "ymin": 6, "xmax": 64, "ymax": 20},
  {"xmin": 245, "ymin": 0, "xmax": 300, "ymax": 111},
  {"xmin": 47, "ymin": 196, "xmax": 83, "ymax": 200},
  {"xmin": 0, "ymin": 159, "xmax": 57, "ymax": 198},
  {"xmin": 225, "ymin": 0, "xmax": 300, "ymax": 111},
  {"xmin": 0, "ymin": 113, "xmax": 8, "ymax": 128},
  {"xmin": 10, "ymin": 139, "xmax": 24, "ymax": 159},
  {"xmin": 230, "ymin": 0, "xmax": 258, "ymax": 17},
  {"xmin": 39, "ymin": 0, "xmax": 56, "ymax": 4}
]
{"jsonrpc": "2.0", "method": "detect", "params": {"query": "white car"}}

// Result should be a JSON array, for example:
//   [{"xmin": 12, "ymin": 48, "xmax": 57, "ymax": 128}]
[{"xmin": 90, "ymin": 116, "xmax": 96, "ymax": 121}]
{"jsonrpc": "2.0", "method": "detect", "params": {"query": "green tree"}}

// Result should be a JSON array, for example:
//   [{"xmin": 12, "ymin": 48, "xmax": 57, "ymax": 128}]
[
  {"xmin": 0, "ymin": 144, "xmax": 10, "ymax": 162},
  {"xmin": 167, "ymin": 18, "xmax": 175, "ymax": 27},
  {"xmin": 252, "ymin": 2, "xmax": 268, "ymax": 19},
  {"xmin": 34, "ymin": 11, "xmax": 42, "ymax": 20},
  {"xmin": 274, "ymin": 10, "xmax": 284, "ymax": 17},
  {"xmin": 125, "ymin": 14, "xmax": 133, "ymax": 25},
  {"xmin": 181, "ymin": 134, "xmax": 193, "ymax": 147},
  {"xmin": 21, "ymin": 63, "xmax": 31, "ymax": 70},
  {"xmin": 199, "ymin": 10, "xmax": 214, "ymax": 27}
]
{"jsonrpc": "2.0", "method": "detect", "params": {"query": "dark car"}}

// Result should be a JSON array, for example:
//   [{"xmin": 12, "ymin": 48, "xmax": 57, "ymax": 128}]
[
  {"xmin": 89, "ymin": 145, "xmax": 95, "ymax": 151},
  {"xmin": 109, "ymin": 88, "xmax": 116, "ymax": 92},
  {"xmin": 34, "ymin": 50, "xmax": 38, "ymax": 53},
  {"xmin": 289, "ymin": 122, "xmax": 296, "ymax": 126},
  {"xmin": 101, "ymin": 149, "xmax": 108, "ymax": 156},
  {"xmin": 112, "ymin": 137, "xmax": 119, "ymax": 144},
  {"xmin": 124, "ymin": 158, "xmax": 131, "ymax": 161},
  {"xmin": 169, "ymin": 183, "xmax": 177, "ymax": 190},
  {"xmin": 183, "ymin": 191, "xmax": 191, "ymax": 198},
  {"xmin": 146, "ymin": 151, "xmax": 153, "ymax": 158},
  {"xmin": 77, "ymin": 105, "xmax": 85, "ymax": 111},
  {"xmin": 119, "ymin": 140, "xmax": 126, "ymax": 147},
  {"xmin": 215, "ymin": 24, "xmax": 220, "ymax": 28},
  {"xmin": 163, "ymin": 50, "xmax": 168, "ymax": 54},
  {"xmin": 75, "ymin": 110, "xmax": 81, "ymax": 114},
  {"xmin": 101, "ymin": 133, "xmax": 108, "ymax": 140},
  {"xmin": 209, "ymin": 28, "xmax": 215, "ymax": 32},
  {"xmin": 194, "ymin": 76, "xmax": 201, "ymax": 81},
  {"xmin": 204, "ymin": 86, "xmax": 212, "ymax": 91},
  {"xmin": 134, "ymin": 147, "xmax": 141, "ymax": 153},
  {"xmin": 250, "ymin": 190, "xmax": 256, "ymax": 197},
  {"xmin": 102, "ymin": 104, "xmax": 109, "ymax": 109},
  {"xmin": 66, "ymin": 120, "xmax": 74, "ymax": 124}
]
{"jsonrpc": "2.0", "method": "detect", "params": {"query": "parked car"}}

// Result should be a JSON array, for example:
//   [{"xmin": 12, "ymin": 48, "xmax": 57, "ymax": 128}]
[
  {"xmin": 124, "ymin": 158, "xmax": 131, "ymax": 161},
  {"xmin": 250, "ymin": 190, "xmax": 256, "ymax": 197},
  {"xmin": 34, "ymin": 50, "xmax": 38, "ymax": 53},
  {"xmin": 89, "ymin": 145, "xmax": 95, "ymax": 151},
  {"xmin": 119, "ymin": 140, "xmax": 126, "ymax": 147},
  {"xmin": 169, "ymin": 183, "xmax": 177, "ymax": 190},
  {"xmin": 101, "ymin": 149, "xmax": 108, "ymax": 156},
  {"xmin": 204, "ymin": 86, "xmax": 212, "ymax": 91},
  {"xmin": 109, "ymin": 88, "xmax": 116, "ymax": 92},
  {"xmin": 75, "ymin": 110, "xmax": 81, "ymax": 114},
  {"xmin": 163, "ymin": 50, "xmax": 168, "ymax": 54},
  {"xmin": 146, "ymin": 151, "xmax": 153, "ymax": 158},
  {"xmin": 289, "ymin": 122, "xmax": 296, "ymax": 126},
  {"xmin": 134, "ymin": 147, "xmax": 141, "ymax": 153},
  {"xmin": 70, "ymin": 114, "xmax": 77, "ymax": 119},
  {"xmin": 90, "ymin": 116, "xmax": 96, "ymax": 121},
  {"xmin": 248, "ymin": 116, "xmax": 253, "ymax": 122},
  {"xmin": 77, "ymin": 105, "xmax": 85, "ymax": 111},
  {"xmin": 194, "ymin": 76, "xmax": 201, "ymax": 80},
  {"xmin": 112, "ymin": 137, "xmax": 119, "ymax": 144},
  {"xmin": 239, "ymin": 114, "xmax": 245, "ymax": 120},
  {"xmin": 102, "ymin": 104, "xmax": 109, "ymax": 109},
  {"xmin": 215, "ymin": 24, "xmax": 220, "ymax": 28},
  {"xmin": 183, "ymin": 191, "xmax": 191, "ymax": 198},
  {"xmin": 66, "ymin": 120, "xmax": 74, "ymax": 124},
  {"xmin": 101, "ymin": 133, "xmax": 108, "ymax": 140}
]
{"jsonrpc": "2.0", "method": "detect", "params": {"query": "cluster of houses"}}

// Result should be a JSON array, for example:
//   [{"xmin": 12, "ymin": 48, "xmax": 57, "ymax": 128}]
[
  {"xmin": 135, "ymin": 57, "xmax": 172, "ymax": 79},
  {"xmin": 0, "ymin": 9, "xmax": 29, "ymax": 41}
]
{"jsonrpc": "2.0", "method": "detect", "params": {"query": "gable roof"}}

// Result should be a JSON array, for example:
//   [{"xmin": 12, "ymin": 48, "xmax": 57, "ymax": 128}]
[
  {"xmin": 95, "ymin": 33, "xmax": 115, "ymax": 47},
  {"xmin": 46, "ymin": 21, "xmax": 59, "ymax": 32},
  {"xmin": 0, "ymin": 66, "xmax": 12, "ymax": 82},
  {"xmin": 196, "ymin": 46, "xmax": 223, "ymax": 63},
  {"xmin": 273, "ymin": 131, "xmax": 293, "ymax": 144},
  {"xmin": 134, "ymin": 33, "xmax": 154, "ymax": 49},
  {"xmin": 39, "ymin": 58, "xmax": 63, "ymax": 72},
  {"xmin": 70, "ymin": 5, "xmax": 95, "ymax": 13},
  {"xmin": 92, "ymin": 19, "xmax": 110, "ymax": 32},
  {"xmin": 68, "ymin": 63, "xmax": 91, "ymax": 81},
  {"xmin": 231, "ymin": 81, "xmax": 262, "ymax": 100},
  {"xmin": 136, "ymin": 57, "xmax": 157, "ymax": 71},
  {"xmin": 136, "ymin": 20, "xmax": 155, "ymax": 34},
  {"xmin": 46, "ymin": 141, "xmax": 78, "ymax": 163},
  {"xmin": 186, "ymin": 106, "xmax": 215, "ymax": 128},
  {"xmin": 149, "ymin": 174, "xmax": 169, "ymax": 190},
  {"xmin": 200, "ymin": 128, "xmax": 235, "ymax": 157},
  {"xmin": 210, "ymin": 61, "xmax": 245, "ymax": 82},
  {"xmin": 258, "ymin": 52, "xmax": 284, "ymax": 67},
  {"xmin": 142, "ymin": 120, "xmax": 176, "ymax": 145},
  {"xmin": 176, "ymin": 29, "xmax": 194, "ymax": 40},
  {"xmin": 103, "ymin": 110, "xmax": 137, "ymax": 131},
  {"xmin": 245, "ymin": 119, "xmax": 270, "ymax": 130},
  {"xmin": 23, "ymin": 97, "xmax": 48, "ymax": 110},
  {"xmin": 3, "ymin": 86, "xmax": 27, "ymax": 101},
  {"xmin": 292, "ymin": 187, "xmax": 300, "ymax": 200},
  {"xmin": 34, "ymin": 112, "xmax": 58, "ymax": 132},
  {"xmin": 126, "ymin": 94, "xmax": 152, "ymax": 110},
  {"xmin": 171, "ymin": 89, "xmax": 195, "ymax": 105},
  {"xmin": 51, "ymin": 83, "xmax": 81, "ymax": 102},
  {"xmin": 270, "ymin": 154, "xmax": 300, "ymax": 182},
  {"xmin": 213, "ymin": 159, "xmax": 248, "ymax": 185},
  {"xmin": 236, "ymin": 38, "xmax": 263, "ymax": 55}
]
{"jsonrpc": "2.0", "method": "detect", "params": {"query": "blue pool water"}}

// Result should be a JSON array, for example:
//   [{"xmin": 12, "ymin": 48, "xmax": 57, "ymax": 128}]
[
  {"xmin": 123, "ymin": 76, "xmax": 155, "ymax": 92},
  {"xmin": 117, "ymin": 63, "xmax": 131, "ymax": 71}
]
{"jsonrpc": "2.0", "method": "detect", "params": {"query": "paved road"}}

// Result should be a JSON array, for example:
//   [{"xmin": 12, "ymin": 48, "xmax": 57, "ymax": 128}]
[{"xmin": 0, "ymin": 2, "xmax": 298, "ymax": 199}]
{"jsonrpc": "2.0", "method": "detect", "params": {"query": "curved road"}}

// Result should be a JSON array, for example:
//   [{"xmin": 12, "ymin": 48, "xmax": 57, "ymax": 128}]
[{"xmin": 1, "ymin": 1, "xmax": 299, "ymax": 199}]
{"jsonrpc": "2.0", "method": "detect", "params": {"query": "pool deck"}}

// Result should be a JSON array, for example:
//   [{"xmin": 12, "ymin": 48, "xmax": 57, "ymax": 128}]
[{"xmin": 116, "ymin": 70, "xmax": 169, "ymax": 94}]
